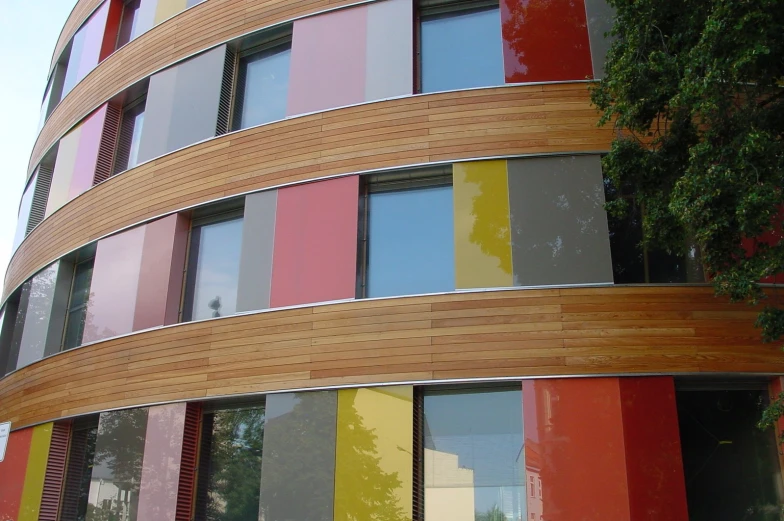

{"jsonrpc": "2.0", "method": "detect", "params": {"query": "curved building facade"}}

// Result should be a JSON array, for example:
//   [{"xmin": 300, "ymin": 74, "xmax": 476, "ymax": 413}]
[{"xmin": 0, "ymin": 0, "xmax": 783, "ymax": 520}]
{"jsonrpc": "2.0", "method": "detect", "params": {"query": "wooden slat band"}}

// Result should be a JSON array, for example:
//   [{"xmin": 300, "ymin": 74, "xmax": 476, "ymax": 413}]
[
  {"xmin": 6, "ymin": 83, "xmax": 613, "ymax": 300},
  {"xmin": 0, "ymin": 286, "xmax": 778, "ymax": 430},
  {"xmin": 31, "ymin": 0, "xmax": 384, "ymax": 177}
]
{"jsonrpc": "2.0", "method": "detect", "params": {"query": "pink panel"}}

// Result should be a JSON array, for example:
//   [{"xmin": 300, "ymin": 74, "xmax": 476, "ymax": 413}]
[
  {"xmin": 270, "ymin": 176, "xmax": 359, "ymax": 307},
  {"xmin": 77, "ymin": 1, "xmax": 111, "ymax": 80},
  {"xmin": 138, "ymin": 403, "xmax": 187, "ymax": 521},
  {"xmin": 523, "ymin": 378, "xmax": 630, "ymax": 521},
  {"xmin": 619, "ymin": 377, "xmax": 689, "ymax": 521},
  {"xmin": 83, "ymin": 226, "xmax": 146, "ymax": 343},
  {"xmin": 69, "ymin": 104, "xmax": 108, "ymax": 200},
  {"xmin": 0, "ymin": 428, "xmax": 33, "ymax": 521},
  {"xmin": 133, "ymin": 214, "xmax": 190, "ymax": 331},
  {"xmin": 287, "ymin": 6, "xmax": 368, "ymax": 116}
]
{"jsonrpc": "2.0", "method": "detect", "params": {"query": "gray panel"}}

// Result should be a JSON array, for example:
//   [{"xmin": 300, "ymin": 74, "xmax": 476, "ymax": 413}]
[
  {"xmin": 186, "ymin": 0, "xmax": 205, "ymax": 7},
  {"xmin": 260, "ymin": 391, "xmax": 337, "ymax": 521},
  {"xmin": 137, "ymin": 66, "xmax": 177, "ymax": 163},
  {"xmin": 16, "ymin": 262, "xmax": 61, "ymax": 369},
  {"xmin": 584, "ymin": 0, "xmax": 615, "ymax": 80},
  {"xmin": 509, "ymin": 155, "xmax": 613, "ymax": 286},
  {"xmin": 7, "ymin": 282, "xmax": 30, "ymax": 373},
  {"xmin": 44, "ymin": 260, "xmax": 75, "ymax": 357},
  {"xmin": 365, "ymin": 0, "xmax": 413, "ymax": 101},
  {"xmin": 236, "ymin": 190, "xmax": 277, "ymax": 312},
  {"xmin": 166, "ymin": 45, "xmax": 227, "ymax": 153}
]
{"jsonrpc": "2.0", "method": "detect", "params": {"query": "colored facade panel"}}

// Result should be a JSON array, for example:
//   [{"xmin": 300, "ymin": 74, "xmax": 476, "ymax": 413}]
[
  {"xmin": 260, "ymin": 391, "xmax": 337, "ymax": 521},
  {"xmin": 453, "ymin": 161, "xmax": 513, "ymax": 289},
  {"xmin": 83, "ymin": 225, "xmax": 146, "ymax": 343},
  {"xmin": 47, "ymin": 124, "xmax": 82, "ymax": 217},
  {"xmin": 138, "ymin": 45, "xmax": 226, "ymax": 163},
  {"xmin": 365, "ymin": 0, "xmax": 413, "ymax": 101},
  {"xmin": 18, "ymin": 423, "xmax": 54, "ymax": 521},
  {"xmin": 287, "ymin": 6, "xmax": 367, "ymax": 116},
  {"xmin": 508, "ymin": 155, "xmax": 613, "ymax": 286},
  {"xmin": 16, "ymin": 262, "xmax": 64, "ymax": 370},
  {"xmin": 237, "ymin": 190, "xmax": 277, "ymax": 312},
  {"xmin": 270, "ymin": 176, "xmax": 359, "ymax": 307},
  {"xmin": 137, "ymin": 403, "xmax": 187, "ymax": 521},
  {"xmin": 133, "ymin": 214, "xmax": 189, "ymax": 330},
  {"xmin": 367, "ymin": 185, "xmax": 454, "ymax": 298},
  {"xmin": 0, "ymin": 427, "xmax": 33, "ymax": 521},
  {"xmin": 522, "ymin": 378, "xmax": 630, "ymax": 521},
  {"xmin": 155, "ymin": 0, "xmax": 188, "ymax": 24},
  {"xmin": 421, "ymin": 7, "xmax": 504, "ymax": 93},
  {"xmin": 501, "ymin": 0, "xmax": 593, "ymax": 83},
  {"xmin": 63, "ymin": 1, "xmax": 112, "ymax": 96},
  {"xmin": 619, "ymin": 377, "xmax": 689, "ymax": 521},
  {"xmin": 584, "ymin": 0, "xmax": 615, "ymax": 79},
  {"xmin": 334, "ymin": 386, "xmax": 413, "ymax": 521},
  {"xmin": 88, "ymin": 408, "xmax": 150, "ymax": 521},
  {"xmin": 424, "ymin": 388, "xmax": 525, "ymax": 521},
  {"xmin": 12, "ymin": 173, "xmax": 37, "ymax": 252},
  {"xmin": 137, "ymin": 0, "xmax": 160, "ymax": 39}
]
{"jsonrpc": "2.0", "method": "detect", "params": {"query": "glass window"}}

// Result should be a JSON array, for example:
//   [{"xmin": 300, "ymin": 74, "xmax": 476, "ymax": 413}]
[
  {"xmin": 365, "ymin": 180, "xmax": 454, "ymax": 298},
  {"xmin": 196, "ymin": 403, "xmax": 266, "ymax": 521},
  {"xmin": 12, "ymin": 174, "xmax": 37, "ymax": 252},
  {"xmin": 114, "ymin": 97, "xmax": 147, "ymax": 175},
  {"xmin": 184, "ymin": 217, "xmax": 244, "ymax": 321},
  {"xmin": 420, "ymin": 5, "xmax": 504, "ymax": 93},
  {"xmin": 62, "ymin": 254, "xmax": 95, "ymax": 351},
  {"xmin": 424, "ymin": 387, "xmax": 525, "ymax": 521},
  {"xmin": 60, "ymin": 416, "xmax": 99, "ymax": 521},
  {"xmin": 677, "ymin": 388, "xmax": 784, "ymax": 519},
  {"xmin": 116, "ymin": 0, "xmax": 142, "ymax": 49},
  {"xmin": 232, "ymin": 43, "xmax": 292, "ymax": 131}
]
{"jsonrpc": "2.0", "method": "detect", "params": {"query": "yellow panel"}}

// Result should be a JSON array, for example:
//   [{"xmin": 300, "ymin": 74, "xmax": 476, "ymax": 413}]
[
  {"xmin": 334, "ymin": 386, "xmax": 413, "ymax": 521},
  {"xmin": 154, "ymin": 0, "xmax": 188, "ymax": 25},
  {"xmin": 453, "ymin": 160, "xmax": 513, "ymax": 289},
  {"xmin": 17, "ymin": 423, "xmax": 53, "ymax": 521}
]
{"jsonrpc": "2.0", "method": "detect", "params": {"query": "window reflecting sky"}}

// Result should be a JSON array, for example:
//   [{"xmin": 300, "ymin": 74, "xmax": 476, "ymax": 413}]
[
  {"xmin": 190, "ymin": 218, "xmax": 243, "ymax": 321},
  {"xmin": 236, "ymin": 46, "xmax": 291, "ymax": 129}
]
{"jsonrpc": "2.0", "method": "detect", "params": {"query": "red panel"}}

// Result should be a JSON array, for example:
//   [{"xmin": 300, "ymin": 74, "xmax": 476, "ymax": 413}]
[
  {"xmin": 133, "ymin": 214, "xmax": 190, "ymax": 331},
  {"xmin": 270, "ymin": 176, "xmax": 359, "ymax": 307},
  {"xmin": 523, "ymin": 378, "xmax": 630, "ymax": 521},
  {"xmin": 619, "ymin": 377, "xmax": 689, "ymax": 521},
  {"xmin": 101, "ymin": 0, "xmax": 124, "ymax": 61},
  {"xmin": 175, "ymin": 403, "xmax": 202, "ymax": 521},
  {"xmin": 0, "ymin": 428, "xmax": 34, "ymax": 520},
  {"xmin": 501, "ymin": 0, "xmax": 593, "ymax": 83}
]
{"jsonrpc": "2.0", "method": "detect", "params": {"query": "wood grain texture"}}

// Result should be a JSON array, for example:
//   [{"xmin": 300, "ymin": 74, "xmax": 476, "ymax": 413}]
[
  {"xmin": 31, "ymin": 0, "xmax": 380, "ymax": 178},
  {"xmin": 0, "ymin": 286, "xmax": 780, "ymax": 430},
  {"xmin": 6, "ymin": 84, "xmax": 613, "ymax": 300}
]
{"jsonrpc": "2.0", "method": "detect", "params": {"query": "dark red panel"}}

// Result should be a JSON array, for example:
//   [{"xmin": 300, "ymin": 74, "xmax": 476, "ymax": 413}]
[
  {"xmin": 502, "ymin": 0, "xmax": 593, "ymax": 83},
  {"xmin": 0, "ymin": 428, "xmax": 34, "ymax": 520},
  {"xmin": 523, "ymin": 378, "xmax": 630, "ymax": 521},
  {"xmin": 741, "ymin": 206, "xmax": 784, "ymax": 284},
  {"xmin": 39, "ymin": 422, "xmax": 71, "ymax": 521},
  {"xmin": 101, "ymin": 0, "xmax": 124, "ymax": 61},
  {"xmin": 175, "ymin": 403, "xmax": 201, "ymax": 521},
  {"xmin": 270, "ymin": 176, "xmax": 359, "ymax": 307},
  {"xmin": 619, "ymin": 377, "xmax": 689, "ymax": 521}
]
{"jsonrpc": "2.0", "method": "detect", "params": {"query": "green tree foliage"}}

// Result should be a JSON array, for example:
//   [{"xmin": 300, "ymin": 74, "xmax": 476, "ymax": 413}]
[{"xmin": 589, "ymin": 0, "xmax": 784, "ymax": 427}]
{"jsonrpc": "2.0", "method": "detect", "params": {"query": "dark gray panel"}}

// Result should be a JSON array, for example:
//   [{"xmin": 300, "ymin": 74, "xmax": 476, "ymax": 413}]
[
  {"xmin": 260, "ymin": 391, "xmax": 337, "ymax": 521},
  {"xmin": 17, "ymin": 263, "xmax": 61, "ymax": 369},
  {"xmin": 7, "ymin": 282, "xmax": 30, "ymax": 373},
  {"xmin": 236, "ymin": 190, "xmax": 277, "ymax": 312},
  {"xmin": 509, "ymin": 155, "xmax": 613, "ymax": 286},
  {"xmin": 584, "ymin": 0, "xmax": 615, "ymax": 79},
  {"xmin": 44, "ymin": 260, "xmax": 75, "ymax": 357},
  {"xmin": 137, "ymin": 66, "xmax": 177, "ymax": 163},
  {"xmin": 166, "ymin": 44, "xmax": 227, "ymax": 153}
]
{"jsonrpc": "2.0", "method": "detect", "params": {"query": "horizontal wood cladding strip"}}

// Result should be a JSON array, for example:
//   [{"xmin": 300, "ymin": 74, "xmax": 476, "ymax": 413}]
[
  {"xmin": 6, "ymin": 84, "xmax": 613, "ymax": 299},
  {"xmin": 0, "ymin": 286, "xmax": 781, "ymax": 429},
  {"xmin": 32, "ymin": 0, "xmax": 375, "ymax": 177}
]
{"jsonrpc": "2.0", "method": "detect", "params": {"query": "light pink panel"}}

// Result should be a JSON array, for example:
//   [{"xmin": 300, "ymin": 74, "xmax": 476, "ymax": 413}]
[
  {"xmin": 137, "ymin": 403, "xmax": 187, "ymax": 521},
  {"xmin": 286, "ymin": 6, "xmax": 368, "ymax": 116},
  {"xmin": 69, "ymin": 104, "xmax": 108, "ymax": 200},
  {"xmin": 133, "ymin": 214, "xmax": 190, "ymax": 330},
  {"xmin": 270, "ymin": 176, "xmax": 359, "ymax": 307},
  {"xmin": 77, "ymin": 1, "xmax": 111, "ymax": 80},
  {"xmin": 83, "ymin": 226, "xmax": 146, "ymax": 343}
]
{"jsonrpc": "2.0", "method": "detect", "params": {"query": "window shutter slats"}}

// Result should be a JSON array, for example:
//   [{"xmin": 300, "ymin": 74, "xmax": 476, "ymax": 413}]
[
  {"xmin": 38, "ymin": 421, "xmax": 71, "ymax": 521},
  {"xmin": 175, "ymin": 403, "xmax": 202, "ymax": 521},
  {"xmin": 216, "ymin": 47, "xmax": 237, "ymax": 136},
  {"xmin": 27, "ymin": 165, "xmax": 53, "ymax": 235},
  {"xmin": 412, "ymin": 388, "xmax": 425, "ymax": 521},
  {"xmin": 94, "ymin": 103, "xmax": 122, "ymax": 185}
]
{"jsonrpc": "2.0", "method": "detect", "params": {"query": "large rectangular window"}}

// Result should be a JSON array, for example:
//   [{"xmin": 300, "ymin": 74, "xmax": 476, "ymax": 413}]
[
  {"xmin": 363, "ymin": 171, "xmax": 454, "ymax": 298},
  {"xmin": 419, "ymin": 1, "xmax": 504, "ymax": 93},
  {"xmin": 195, "ymin": 401, "xmax": 266, "ymax": 521},
  {"xmin": 423, "ymin": 387, "xmax": 525, "ymax": 521},
  {"xmin": 116, "ymin": 0, "xmax": 142, "ymax": 49},
  {"xmin": 62, "ymin": 250, "xmax": 96, "ymax": 351},
  {"xmin": 232, "ymin": 40, "xmax": 292, "ymax": 131},
  {"xmin": 60, "ymin": 416, "xmax": 99, "ymax": 521},
  {"xmin": 183, "ymin": 204, "xmax": 244, "ymax": 321},
  {"xmin": 113, "ymin": 94, "xmax": 147, "ymax": 175}
]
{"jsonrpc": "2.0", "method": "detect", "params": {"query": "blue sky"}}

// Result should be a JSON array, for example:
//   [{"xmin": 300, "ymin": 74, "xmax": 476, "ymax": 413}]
[{"xmin": 0, "ymin": 0, "xmax": 77, "ymax": 281}]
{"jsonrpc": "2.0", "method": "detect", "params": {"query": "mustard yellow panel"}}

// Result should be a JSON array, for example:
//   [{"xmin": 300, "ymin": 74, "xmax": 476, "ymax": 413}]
[
  {"xmin": 334, "ymin": 386, "xmax": 413, "ymax": 521},
  {"xmin": 17, "ymin": 423, "xmax": 53, "ymax": 521},
  {"xmin": 453, "ymin": 160, "xmax": 513, "ymax": 289},
  {"xmin": 154, "ymin": 0, "xmax": 188, "ymax": 25}
]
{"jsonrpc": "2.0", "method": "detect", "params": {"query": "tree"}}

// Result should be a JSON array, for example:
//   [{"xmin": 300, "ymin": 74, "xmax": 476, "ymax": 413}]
[{"xmin": 589, "ymin": 0, "xmax": 784, "ymax": 427}]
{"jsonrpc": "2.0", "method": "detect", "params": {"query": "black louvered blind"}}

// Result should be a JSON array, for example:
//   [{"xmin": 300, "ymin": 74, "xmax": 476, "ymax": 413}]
[
  {"xmin": 193, "ymin": 411, "xmax": 214, "ymax": 521},
  {"xmin": 26, "ymin": 165, "xmax": 53, "ymax": 235},
  {"xmin": 93, "ymin": 103, "xmax": 121, "ymax": 185},
  {"xmin": 216, "ymin": 47, "xmax": 237, "ymax": 136},
  {"xmin": 412, "ymin": 388, "xmax": 425, "ymax": 521}
]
